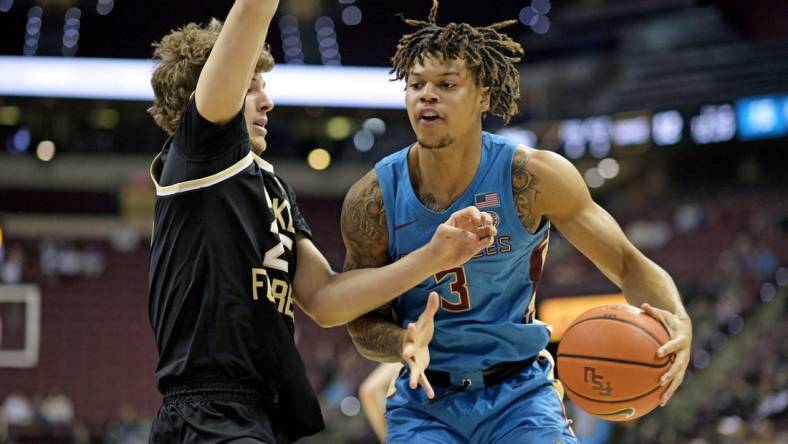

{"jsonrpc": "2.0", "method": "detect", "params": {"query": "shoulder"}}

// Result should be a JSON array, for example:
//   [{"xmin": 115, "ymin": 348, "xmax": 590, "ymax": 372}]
[
  {"xmin": 345, "ymin": 169, "xmax": 381, "ymax": 202},
  {"xmin": 374, "ymin": 144, "xmax": 413, "ymax": 178},
  {"xmin": 513, "ymin": 146, "xmax": 580, "ymax": 191},
  {"xmin": 272, "ymin": 171, "xmax": 295, "ymax": 195},
  {"xmin": 513, "ymin": 146, "xmax": 591, "ymax": 221},
  {"xmin": 342, "ymin": 169, "xmax": 386, "ymax": 233}
]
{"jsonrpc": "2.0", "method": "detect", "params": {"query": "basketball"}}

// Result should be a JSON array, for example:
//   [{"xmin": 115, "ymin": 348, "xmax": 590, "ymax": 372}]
[{"xmin": 556, "ymin": 304, "xmax": 673, "ymax": 422}]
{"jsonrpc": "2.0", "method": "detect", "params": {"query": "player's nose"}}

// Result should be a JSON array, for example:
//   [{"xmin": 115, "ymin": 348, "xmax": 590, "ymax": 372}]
[
  {"xmin": 419, "ymin": 84, "xmax": 439, "ymax": 103},
  {"xmin": 257, "ymin": 89, "xmax": 274, "ymax": 113}
]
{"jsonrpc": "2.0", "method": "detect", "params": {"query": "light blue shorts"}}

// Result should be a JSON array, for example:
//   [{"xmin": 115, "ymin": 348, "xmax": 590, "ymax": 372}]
[{"xmin": 386, "ymin": 355, "xmax": 577, "ymax": 443}]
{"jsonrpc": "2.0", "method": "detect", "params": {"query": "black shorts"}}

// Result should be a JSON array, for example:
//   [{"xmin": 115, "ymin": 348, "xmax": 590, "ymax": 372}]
[{"xmin": 148, "ymin": 382, "xmax": 288, "ymax": 444}]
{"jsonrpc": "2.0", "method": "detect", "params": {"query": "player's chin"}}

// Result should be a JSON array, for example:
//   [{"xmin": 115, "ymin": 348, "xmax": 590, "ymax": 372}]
[
  {"xmin": 250, "ymin": 137, "xmax": 267, "ymax": 155},
  {"xmin": 417, "ymin": 134, "xmax": 451, "ymax": 150}
]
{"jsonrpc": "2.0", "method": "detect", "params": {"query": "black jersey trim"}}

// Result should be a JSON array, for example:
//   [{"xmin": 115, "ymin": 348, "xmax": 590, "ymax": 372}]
[{"xmin": 150, "ymin": 151, "xmax": 256, "ymax": 196}]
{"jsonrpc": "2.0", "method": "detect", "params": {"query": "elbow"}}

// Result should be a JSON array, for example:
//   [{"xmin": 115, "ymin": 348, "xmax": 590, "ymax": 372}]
[
  {"xmin": 312, "ymin": 314, "xmax": 344, "ymax": 329},
  {"xmin": 358, "ymin": 378, "xmax": 377, "ymax": 404},
  {"xmin": 300, "ymin": 302, "xmax": 345, "ymax": 328}
]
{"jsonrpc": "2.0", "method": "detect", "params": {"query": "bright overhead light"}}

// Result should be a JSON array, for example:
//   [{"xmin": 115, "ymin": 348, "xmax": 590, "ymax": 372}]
[{"xmin": 0, "ymin": 56, "xmax": 405, "ymax": 109}]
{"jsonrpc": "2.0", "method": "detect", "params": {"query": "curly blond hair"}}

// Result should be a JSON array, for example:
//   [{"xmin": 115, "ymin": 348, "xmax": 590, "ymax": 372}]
[{"xmin": 148, "ymin": 19, "xmax": 275, "ymax": 134}]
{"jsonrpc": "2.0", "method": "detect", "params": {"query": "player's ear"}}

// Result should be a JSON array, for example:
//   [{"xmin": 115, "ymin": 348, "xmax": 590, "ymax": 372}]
[{"xmin": 479, "ymin": 86, "xmax": 490, "ymax": 113}]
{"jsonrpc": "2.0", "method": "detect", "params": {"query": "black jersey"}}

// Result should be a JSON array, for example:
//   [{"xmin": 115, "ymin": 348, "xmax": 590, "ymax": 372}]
[{"xmin": 148, "ymin": 98, "xmax": 323, "ymax": 440}]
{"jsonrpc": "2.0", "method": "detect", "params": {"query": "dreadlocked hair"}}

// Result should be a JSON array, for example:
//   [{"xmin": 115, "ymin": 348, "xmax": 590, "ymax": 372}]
[
  {"xmin": 391, "ymin": 0, "xmax": 524, "ymax": 123},
  {"xmin": 148, "ymin": 19, "xmax": 274, "ymax": 135}
]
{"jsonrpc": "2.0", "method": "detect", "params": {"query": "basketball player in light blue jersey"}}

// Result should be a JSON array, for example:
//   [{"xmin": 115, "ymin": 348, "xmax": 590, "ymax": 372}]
[{"xmin": 342, "ymin": 1, "xmax": 693, "ymax": 442}]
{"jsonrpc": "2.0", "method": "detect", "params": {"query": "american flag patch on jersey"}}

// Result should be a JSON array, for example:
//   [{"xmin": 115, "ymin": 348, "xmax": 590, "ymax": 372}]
[{"xmin": 474, "ymin": 192, "xmax": 500, "ymax": 209}]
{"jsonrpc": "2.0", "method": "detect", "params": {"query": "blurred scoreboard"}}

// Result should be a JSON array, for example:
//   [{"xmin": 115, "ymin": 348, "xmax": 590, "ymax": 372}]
[
  {"xmin": 505, "ymin": 93, "xmax": 788, "ymax": 156},
  {"xmin": 736, "ymin": 95, "xmax": 788, "ymax": 141}
]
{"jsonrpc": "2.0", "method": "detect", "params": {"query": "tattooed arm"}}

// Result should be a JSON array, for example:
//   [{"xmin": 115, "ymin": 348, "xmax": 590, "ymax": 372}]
[
  {"xmin": 294, "ymin": 170, "xmax": 496, "ymax": 328},
  {"xmin": 342, "ymin": 170, "xmax": 495, "ymax": 362},
  {"xmin": 344, "ymin": 171, "xmax": 467, "ymax": 398},
  {"xmin": 511, "ymin": 148, "xmax": 543, "ymax": 233},
  {"xmin": 341, "ymin": 170, "xmax": 403, "ymax": 361},
  {"xmin": 517, "ymin": 146, "xmax": 691, "ymax": 406}
]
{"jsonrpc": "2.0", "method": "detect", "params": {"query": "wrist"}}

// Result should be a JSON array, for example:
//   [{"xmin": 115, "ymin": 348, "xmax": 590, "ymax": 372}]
[{"xmin": 407, "ymin": 244, "xmax": 444, "ymax": 276}]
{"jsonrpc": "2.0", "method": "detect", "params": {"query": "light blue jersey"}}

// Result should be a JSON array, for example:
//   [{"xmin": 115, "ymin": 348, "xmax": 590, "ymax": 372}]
[{"xmin": 375, "ymin": 131, "xmax": 552, "ymax": 375}]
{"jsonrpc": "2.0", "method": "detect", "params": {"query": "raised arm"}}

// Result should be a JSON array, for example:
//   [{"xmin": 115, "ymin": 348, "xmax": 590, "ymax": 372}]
[
  {"xmin": 517, "ymin": 147, "xmax": 692, "ymax": 406},
  {"xmin": 195, "ymin": 0, "xmax": 278, "ymax": 124},
  {"xmin": 292, "ymin": 170, "xmax": 495, "ymax": 329}
]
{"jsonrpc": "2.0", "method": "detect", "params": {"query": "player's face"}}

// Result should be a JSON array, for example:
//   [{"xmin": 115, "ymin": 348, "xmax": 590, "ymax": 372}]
[
  {"xmin": 245, "ymin": 73, "xmax": 274, "ymax": 155},
  {"xmin": 405, "ymin": 56, "xmax": 490, "ymax": 150}
]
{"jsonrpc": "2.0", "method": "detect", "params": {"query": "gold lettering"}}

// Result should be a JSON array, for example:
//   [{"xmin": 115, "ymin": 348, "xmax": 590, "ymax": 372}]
[
  {"xmin": 272, "ymin": 198, "xmax": 295, "ymax": 234},
  {"xmin": 270, "ymin": 278, "xmax": 295, "ymax": 319},
  {"xmin": 499, "ymin": 235, "xmax": 512, "ymax": 253},
  {"xmin": 252, "ymin": 267, "xmax": 271, "ymax": 302},
  {"xmin": 264, "ymin": 220, "xmax": 288, "ymax": 272},
  {"xmin": 271, "ymin": 279, "xmax": 288, "ymax": 312},
  {"xmin": 285, "ymin": 284, "xmax": 294, "ymax": 318}
]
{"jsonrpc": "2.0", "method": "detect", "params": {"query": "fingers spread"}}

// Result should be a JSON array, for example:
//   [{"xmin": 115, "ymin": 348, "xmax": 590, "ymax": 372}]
[
  {"xmin": 420, "ymin": 372, "xmax": 435, "ymax": 399},
  {"xmin": 401, "ymin": 343, "xmax": 415, "ymax": 360},
  {"xmin": 661, "ymin": 369, "xmax": 685, "ymax": 406},
  {"xmin": 409, "ymin": 365, "xmax": 420, "ymax": 389},
  {"xmin": 658, "ymin": 337, "xmax": 686, "ymax": 357},
  {"xmin": 641, "ymin": 303, "xmax": 670, "ymax": 324},
  {"xmin": 660, "ymin": 361, "xmax": 680, "ymax": 387},
  {"xmin": 425, "ymin": 292, "xmax": 440, "ymax": 317}
]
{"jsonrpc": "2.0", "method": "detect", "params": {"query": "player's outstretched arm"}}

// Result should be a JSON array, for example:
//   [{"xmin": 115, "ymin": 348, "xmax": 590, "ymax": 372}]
[
  {"xmin": 516, "ymin": 147, "xmax": 692, "ymax": 407},
  {"xmin": 195, "ymin": 0, "xmax": 279, "ymax": 125},
  {"xmin": 359, "ymin": 362, "xmax": 403, "ymax": 443},
  {"xmin": 292, "ymin": 169, "xmax": 495, "ymax": 328}
]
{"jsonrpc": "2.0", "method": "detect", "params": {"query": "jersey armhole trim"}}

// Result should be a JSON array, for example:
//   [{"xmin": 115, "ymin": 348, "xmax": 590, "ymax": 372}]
[{"xmin": 150, "ymin": 150, "xmax": 256, "ymax": 196}]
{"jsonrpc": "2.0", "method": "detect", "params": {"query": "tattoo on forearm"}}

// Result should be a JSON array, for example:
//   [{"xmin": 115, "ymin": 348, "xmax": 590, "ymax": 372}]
[
  {"xmin": 419, "ymin": 192, "xmax": 447, "ymax": 212},
  {"xmin": 347, "ymin": 303, "xmax": 403, "ymax": 362},
  {"xmin": 512, "ymin": 151, "xmax": 541, "ymax": 233}
]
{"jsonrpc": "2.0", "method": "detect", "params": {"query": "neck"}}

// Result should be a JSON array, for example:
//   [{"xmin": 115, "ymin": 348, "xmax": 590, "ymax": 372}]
[{"xmin": 409, "ymin": 129, "xmax": 484, "ymax": 211}]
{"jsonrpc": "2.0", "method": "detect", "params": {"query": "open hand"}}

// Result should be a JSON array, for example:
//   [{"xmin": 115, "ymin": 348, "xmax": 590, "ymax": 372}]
[
  {"xmin": 642, "ymin": 303, "xmax": 692, "ymax": 406},
  {"xmin": 401, "ymin": 292, "xmax": 439, "ymax": 399}
]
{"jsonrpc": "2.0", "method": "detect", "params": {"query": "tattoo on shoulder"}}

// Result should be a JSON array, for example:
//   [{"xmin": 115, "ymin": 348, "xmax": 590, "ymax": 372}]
[
  {"xmin": 419, "ymin": 192, "xmax": 446, "ymax": 212},
  {"xmin": 341, "ymin": 174, "xmax": 389, "ymax": 271},
  {"xmin": 512, "ymin": 150, "xmax": 541, "ymax": 233}
]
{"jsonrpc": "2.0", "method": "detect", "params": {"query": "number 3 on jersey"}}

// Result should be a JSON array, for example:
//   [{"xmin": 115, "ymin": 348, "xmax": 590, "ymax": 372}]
[{"xmin": 435, "ymin": 267, "xmax": 471, "ymax": 312}]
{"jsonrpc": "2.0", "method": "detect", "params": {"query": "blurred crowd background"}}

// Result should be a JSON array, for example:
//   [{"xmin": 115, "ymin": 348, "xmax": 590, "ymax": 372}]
[{"xmin": 0, "ymin": 0, "xmax": 787, "ymax": 443}]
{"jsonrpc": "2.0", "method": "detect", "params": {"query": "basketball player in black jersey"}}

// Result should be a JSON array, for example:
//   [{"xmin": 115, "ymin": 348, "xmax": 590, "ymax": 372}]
[{"xmin": 146, "ymin": 0, "xmax": 496, "ymax": 442}]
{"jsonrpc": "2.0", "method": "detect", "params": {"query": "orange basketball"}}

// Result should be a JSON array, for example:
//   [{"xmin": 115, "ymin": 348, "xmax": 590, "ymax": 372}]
[{"xmin": 556, "ymin": 304, "xmax": 673, "ymax": 421}]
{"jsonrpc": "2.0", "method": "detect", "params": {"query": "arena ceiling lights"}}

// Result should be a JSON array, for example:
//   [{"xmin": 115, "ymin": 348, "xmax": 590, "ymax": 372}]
[{"xmin": 0, "ymin": 56, "xmax": 406, "ymax": 109}]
